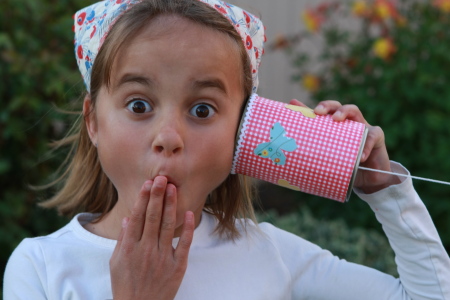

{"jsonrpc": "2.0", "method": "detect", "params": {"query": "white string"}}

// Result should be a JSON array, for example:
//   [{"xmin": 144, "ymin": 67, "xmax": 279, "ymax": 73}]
[{"xmin": 357, "ymin": 166, "xmax": 450, "ymax": 186}]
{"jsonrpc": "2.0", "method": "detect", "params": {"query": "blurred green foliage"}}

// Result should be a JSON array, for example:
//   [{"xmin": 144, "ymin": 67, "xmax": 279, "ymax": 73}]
[
  {"xmin": 0, "ymin": 0, "xmax": 91, "ymax": 294},
  {"xmin": 270, "ymin": 0, "xmax": 450, "ymax": 251}
]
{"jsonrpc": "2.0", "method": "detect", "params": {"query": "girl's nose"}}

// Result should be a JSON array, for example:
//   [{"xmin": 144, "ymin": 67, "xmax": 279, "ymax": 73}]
[{"xmin": 152, "ymin": 126, "xmax": 184, "ymax": 156}]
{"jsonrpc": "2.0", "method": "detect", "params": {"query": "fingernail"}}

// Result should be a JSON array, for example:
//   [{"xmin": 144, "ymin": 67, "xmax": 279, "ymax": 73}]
[
  {"xmin": 315, "ymin": 104, "xmax": 325, "ymax": 113},
  {"xmin": 361, "ymin": 152, "xmax": 366, "ymax": 161},
  {"xmin": 166, "ymin": 184, "xmax": 175, "ymax": 197},
  {"xmin": 186, "ymin": 211, "xmax": 193, "ymax": 222},
  {"xmin": 144, "ymin": 181, "xmax": 152, "ymax": 191},
  {"xmin": 334, "ymin": 111, "xmax": 343, "ymax": 118},
  {"xmin": 122, "ymin": 217, "xmax": 129, "ymax": 228},
  {"xmin": 153, "ymin": 176, "xmax": 167, "ymax": 187}
]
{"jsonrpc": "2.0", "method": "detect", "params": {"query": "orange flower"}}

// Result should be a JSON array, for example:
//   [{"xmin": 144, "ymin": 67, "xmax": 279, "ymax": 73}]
[
  {"xmin": 302, "ymin": 74, "xmax": 320, "ymax": 92},
  {"xmin": 302, "ymin": 9, "xmax": 324, "ymax": 32},
  {"xmin": 352, "ymin": 1, "xmax": 371, "ymax": 17},
  {"xmin": 374, "ymin": 0, "xmax": 399, "ymax": 20},
  {"xmin": 272, "ymin": 34, "xmax": 290, "ymax": 50},
  {"xmin": 433, "ymin": 0, "xmax": 450, "ymax": 13},
  {"xmin": 395, "ymin": 16, "xmax": 408, "ymax": 26},
  {"xmin": 373, "ymin": 38, "xmax": 396, "ymax": 60},
  {"xmin": 345, "ymin": 57, "xmax": 358, "ymax": 69}
]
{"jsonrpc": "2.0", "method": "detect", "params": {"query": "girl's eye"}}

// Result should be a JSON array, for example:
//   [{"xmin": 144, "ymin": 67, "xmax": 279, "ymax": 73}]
[
  {"xmin": 127, "ymin": 100, "xmax": 152, "ymax": 114},
  {"xmin": 189, "ymin": 104, "xmax": 215, "ymax": 119}
]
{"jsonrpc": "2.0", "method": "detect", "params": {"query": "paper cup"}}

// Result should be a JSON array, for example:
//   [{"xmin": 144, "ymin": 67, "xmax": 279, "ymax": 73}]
[{"xmin": 231, "ymin": 94, "xmax": 368, "ymax": 202}]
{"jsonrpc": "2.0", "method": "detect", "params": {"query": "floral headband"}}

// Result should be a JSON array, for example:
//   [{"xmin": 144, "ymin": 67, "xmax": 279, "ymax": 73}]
[{"xmin": 73, "ymin": 0, "xmax": 265, "ymax": 93}]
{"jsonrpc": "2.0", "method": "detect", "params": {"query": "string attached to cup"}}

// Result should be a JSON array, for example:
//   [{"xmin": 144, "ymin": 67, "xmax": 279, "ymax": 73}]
[{"xmin": 357, "ymin": 166, "xmax": 450, "ymax": 186}]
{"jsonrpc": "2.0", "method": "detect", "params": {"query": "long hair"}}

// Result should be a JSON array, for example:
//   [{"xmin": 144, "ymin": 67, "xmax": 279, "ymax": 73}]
[{"xmin": 41, "ymin": 0, "xmax": 257, "ymax": 239}]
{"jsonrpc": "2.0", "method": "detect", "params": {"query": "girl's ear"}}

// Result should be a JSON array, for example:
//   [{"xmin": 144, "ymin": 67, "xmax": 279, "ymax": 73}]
[{"xmin": 83, "ymin": 94, "xmax": 98, "ymax": 146}]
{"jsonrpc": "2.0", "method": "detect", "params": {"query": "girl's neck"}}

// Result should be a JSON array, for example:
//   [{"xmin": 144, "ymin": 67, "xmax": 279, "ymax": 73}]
[{"xmin": 83, "ymin": 210, "xmax": 123, "ymax": 240}]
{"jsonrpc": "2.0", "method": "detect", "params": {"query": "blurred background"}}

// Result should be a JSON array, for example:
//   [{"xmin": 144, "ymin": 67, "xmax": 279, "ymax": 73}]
[{"xmin": 1, "ymin": 0, "xmax": 449, "ymax": 296}]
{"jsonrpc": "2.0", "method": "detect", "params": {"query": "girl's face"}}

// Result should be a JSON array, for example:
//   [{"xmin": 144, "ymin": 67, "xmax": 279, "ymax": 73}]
[{"xmin": 86, "ymin": 15, "xmax": 245, "ymax": 232}]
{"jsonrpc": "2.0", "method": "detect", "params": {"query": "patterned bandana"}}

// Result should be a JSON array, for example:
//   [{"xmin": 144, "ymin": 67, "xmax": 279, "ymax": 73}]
[{"xmin": 73, "ymin": 0, "xmax": 265, "ymax": 93}]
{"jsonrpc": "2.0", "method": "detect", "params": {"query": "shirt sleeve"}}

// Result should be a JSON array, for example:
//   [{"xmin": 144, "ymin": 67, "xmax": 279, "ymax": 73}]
[
  {"xmin": 3, "ymin": 238, "xmax": 49, "ymax": 300},
  {"xmin": 354, "ymin": 161, "xmax": 450, "ymax": 299},
  {"xmin": 266, "ymin": 161, "xmax": 450, "ymax": 300}
]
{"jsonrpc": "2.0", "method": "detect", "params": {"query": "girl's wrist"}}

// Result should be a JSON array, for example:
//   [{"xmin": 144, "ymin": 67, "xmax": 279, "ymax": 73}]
[{"xmin": 360, "ymin": 174, "xmax": 402, "ymax": 194}]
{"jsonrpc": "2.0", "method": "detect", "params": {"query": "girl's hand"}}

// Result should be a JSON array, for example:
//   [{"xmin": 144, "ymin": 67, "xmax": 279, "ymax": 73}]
[
  {"xmin": 290, "ymin": 99, "xmax": 401, "ymax": 194},
  {"xmin": 110, "ymin": 176, "xmax": 194, "ymax": 300}
]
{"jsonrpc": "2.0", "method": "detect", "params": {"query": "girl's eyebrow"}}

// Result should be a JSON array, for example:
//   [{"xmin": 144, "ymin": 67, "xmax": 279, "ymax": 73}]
[
  {"xmin": 113, "ymin": 73, "xmax": 153, "ymax": 91},
  {"xmin": 112, "ymin": 74, "xmax": 227, "ymax": 95},
  {"xmin": 192, "ymin": 78, "xmax": 227, "ymax": 95}
]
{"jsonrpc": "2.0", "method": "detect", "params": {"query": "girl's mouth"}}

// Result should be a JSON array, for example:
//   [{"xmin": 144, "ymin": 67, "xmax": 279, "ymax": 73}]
[{"xmin": 153, "ymin": 175, "xmax": 179, "ymax": 188}]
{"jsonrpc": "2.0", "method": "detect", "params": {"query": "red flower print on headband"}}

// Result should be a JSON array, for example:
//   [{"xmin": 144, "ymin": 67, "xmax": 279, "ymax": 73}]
[
  {"xmin": 90, "ymin": 25, "xmax": 97, "ymax": 39},
  {"xmin": 243, "ymin": 11, "xmax": 251, "ymax": 26},
  {"xmin": 246, "ymin": 35, "xmax": 253, "ymax": 50},
  {"xmin": 77, "ymin": 45, "xmax": 83, "ymax": 59},
  {"xmin": 214, "ymin": 4, "xmax": 227, "ymax": 14},
  {"xmin": 77, "ymin": 12, "xmax": 86, "ymax": 25}
]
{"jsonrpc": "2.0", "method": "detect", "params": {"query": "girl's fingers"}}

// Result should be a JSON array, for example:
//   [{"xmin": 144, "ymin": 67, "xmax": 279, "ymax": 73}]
[
  {"xmin": 111, "ymin": 217, "xmax": 129, "ymax": 258},
  {"xmin": 312, "ymin": 100, "xmax": 395, "ymax": 191},
  {"xmin": 158, "ymin": 183, "xmax": 178, "ymax": 250},
  {"xmin": 315, "ymin": 101, "xmax": 368, "ymax": 125},
  {"xmin": 174, "ymin": 211, "xmax": 194, "ymax": 263},
  {"xmin": 360, "ymin": 126, "xmax": 384, "ymax": 163},
  {"xmin": 122, "ymin": 180, "xmax": 153, "ymax": 244},
  {"xmin": 143, "ymin": 176, "xmax": 167, "ymax": 241},
  {"xmin": 332, "ymin": 104, "xmax": 368, "ymax": 124},
  {"xmin": 314, "ymin": 100, "xmax": 342, "ymax": 115},
  {"xmin": 289, "ymin": 99, "xmax": 309, "ymax": 107}
]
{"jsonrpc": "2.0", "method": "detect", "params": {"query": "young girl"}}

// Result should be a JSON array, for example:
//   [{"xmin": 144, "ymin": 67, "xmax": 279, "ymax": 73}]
[{"xmin": 4, "ymin": 0, "xmax": 450, "ymax": 299}]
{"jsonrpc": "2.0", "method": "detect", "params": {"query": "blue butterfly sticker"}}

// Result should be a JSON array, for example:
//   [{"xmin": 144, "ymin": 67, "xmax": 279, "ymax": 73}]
[{"xmin": 254, "ymin": 122, "xmax": 298, "ymax": 165}]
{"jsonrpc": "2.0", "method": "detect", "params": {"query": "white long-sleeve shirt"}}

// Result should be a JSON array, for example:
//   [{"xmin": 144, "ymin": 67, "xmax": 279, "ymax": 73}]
[{"xmin": 4, "ymin": 163, "xmax": 450, "ymax": 299}]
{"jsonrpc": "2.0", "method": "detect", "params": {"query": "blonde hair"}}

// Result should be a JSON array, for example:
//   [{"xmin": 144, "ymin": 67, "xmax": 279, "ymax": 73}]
[{"xmin": 42, "ymin": 0, "xmax": 257, "ymax": 239}]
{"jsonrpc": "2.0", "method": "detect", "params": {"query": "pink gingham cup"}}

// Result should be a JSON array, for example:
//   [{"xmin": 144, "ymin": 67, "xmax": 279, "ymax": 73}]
[{"xmin": 231, "ymin": 94, "xmax": 368, "ymax": 202}]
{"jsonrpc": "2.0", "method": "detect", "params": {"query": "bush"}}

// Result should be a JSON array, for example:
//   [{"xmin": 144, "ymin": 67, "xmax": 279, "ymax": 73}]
[
  {"xmin": 0, "ymin": 0, "xmax": 92, "ymax": 294},
  {"xmin": 270, "ymin": 0, "xmax": 450, "ymax": 250}
]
